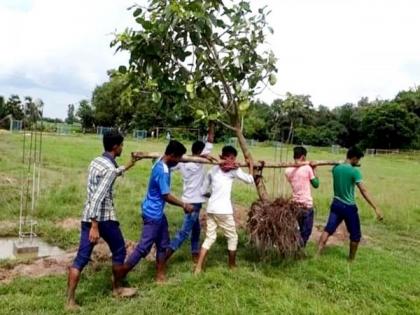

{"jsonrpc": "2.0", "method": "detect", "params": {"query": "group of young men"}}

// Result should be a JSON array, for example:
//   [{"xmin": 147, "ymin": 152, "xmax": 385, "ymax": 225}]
[{"xmin": 66, "ymin": 126, "xmax": 383, "ymax": 310}]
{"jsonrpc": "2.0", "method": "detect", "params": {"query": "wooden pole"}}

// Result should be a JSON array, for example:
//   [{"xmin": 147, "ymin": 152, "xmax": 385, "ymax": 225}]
[{"xmin": 131, "ymin": 152, "xmax": 343, "ymax": 169}]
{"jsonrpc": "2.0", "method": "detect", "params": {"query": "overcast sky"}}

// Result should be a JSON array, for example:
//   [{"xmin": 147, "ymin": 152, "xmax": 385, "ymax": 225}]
[{"xmin": 1, "ymin": 0, "xmax": 419, "ymax": 119}]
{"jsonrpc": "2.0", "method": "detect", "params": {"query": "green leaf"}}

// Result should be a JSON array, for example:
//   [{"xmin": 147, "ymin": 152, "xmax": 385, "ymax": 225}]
[
  {"xmin": 196, "ymin": 109, "xmax": 205, "ymax": 116},
  {"xmin": 239, "ymin": 100, "xmax": 250, "ymax": 112},
  {"xmin": 186, "ymin": 82, "xmax": 194, "ymax": 93},
  {"xmin": 133, "ymin": 8, "xmax": 142, "ymax": 17},
  {"xmin": 269, "ymin": 74, "xmax": 277, "ymax": 86},
  {"xmin": 118, "ymin": 65, "xmax": 127, "ymax": 74},
  {"xmin": 208, "ymin": 113, "xmax": 219, "ymax": 121},
  {"xmin": 152, "ymin": 92, "xmax": 161, "ymax": 103}
]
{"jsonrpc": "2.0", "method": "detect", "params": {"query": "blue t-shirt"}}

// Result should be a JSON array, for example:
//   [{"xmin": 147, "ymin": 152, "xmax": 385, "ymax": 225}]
[{"xmin": 142, "ymin": 160, "xmax": 171, "ymax": 219}]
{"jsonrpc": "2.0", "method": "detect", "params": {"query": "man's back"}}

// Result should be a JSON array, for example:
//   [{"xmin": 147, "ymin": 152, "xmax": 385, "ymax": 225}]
[
  {"xmin": 82, "ymin": 155, "xmax": 120, "ymax": 222},
  {"xmin": 175, "ymin": 142, "xmax": 213, "ymax": 203},
  {"xmin": 285, "ymin": 165, "xmax": 315, "ymax": 208},
  {"xmin": 332, "ymin": 163, "xmax": 362, "ymax": 205}
]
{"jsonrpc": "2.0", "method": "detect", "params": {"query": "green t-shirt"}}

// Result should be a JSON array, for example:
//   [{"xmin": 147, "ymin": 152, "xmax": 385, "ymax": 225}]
[{"xmin": 332, "ymin": 163, "xmax": 362, "ymax": 205}]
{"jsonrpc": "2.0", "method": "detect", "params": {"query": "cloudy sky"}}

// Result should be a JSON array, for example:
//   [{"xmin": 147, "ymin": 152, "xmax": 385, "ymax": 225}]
[{"xmin": 1, "ymin": 0, "xmax": 419, "ymax": 119}]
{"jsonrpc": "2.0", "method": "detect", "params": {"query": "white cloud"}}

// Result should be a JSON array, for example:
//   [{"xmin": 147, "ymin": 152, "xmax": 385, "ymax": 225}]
[
  {"xmin": 1, "ymin": 0, "xmax": 420, "ymax": 118},
  {"xmin": 0, "ymin": 0, "xmax": 137, "ymax": 118},
  {"xmin": 258, "ymin": 0, "xmax": 420, "ymax": 106}
]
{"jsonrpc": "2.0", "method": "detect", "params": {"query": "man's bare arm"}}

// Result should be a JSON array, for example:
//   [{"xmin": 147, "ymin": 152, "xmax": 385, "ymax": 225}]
[
  {"xmin": 163, "ymin": 193, "xmax": 194, "ymax": 213},
  {"xmin": 356, "ymin": 182, "xmax": 383, "ymax": 221}
]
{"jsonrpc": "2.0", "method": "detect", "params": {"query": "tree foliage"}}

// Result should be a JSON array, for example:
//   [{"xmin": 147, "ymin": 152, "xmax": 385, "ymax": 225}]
[
  {"xmin": 66, "ymin": 104, "xmax": 76, "ymax": 124},
  {"xmin": 76, "ymin": 100, "xmax": 95, "ymax": 130}
]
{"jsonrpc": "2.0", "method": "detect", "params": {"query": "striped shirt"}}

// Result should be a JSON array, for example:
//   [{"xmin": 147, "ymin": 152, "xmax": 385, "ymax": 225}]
[{"xmin": 81, "ymin": 154, "xmax": 125, "ymax": 222}]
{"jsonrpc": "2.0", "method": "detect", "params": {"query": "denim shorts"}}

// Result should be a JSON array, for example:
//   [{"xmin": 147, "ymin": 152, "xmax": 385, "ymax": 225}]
[{"xmin": 324, "ymin": 198, "xmax": 361, "ymax": 242}]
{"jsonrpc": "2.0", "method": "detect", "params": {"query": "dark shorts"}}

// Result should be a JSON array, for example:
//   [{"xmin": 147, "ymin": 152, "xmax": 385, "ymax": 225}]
[
  {"xmin": 125, "ymin": 214, "xmax": 170, "ymax": 267},
  {"xmin": 324, "ymin": 198, "xmax": 361, "ymax": 242},
  {"xmin": 72, "ymin": 220, "xmax": 126, "ymax": 271}
]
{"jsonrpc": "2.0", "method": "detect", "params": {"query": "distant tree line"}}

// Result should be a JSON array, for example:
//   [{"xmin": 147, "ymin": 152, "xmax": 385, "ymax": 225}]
[
  {"xmin": 2, "ymin": 77, "xmax": 419, "ymax": 149},
  {"xmin": 75, "ymin": 73, "xmax": 419, "ymax": 149}
]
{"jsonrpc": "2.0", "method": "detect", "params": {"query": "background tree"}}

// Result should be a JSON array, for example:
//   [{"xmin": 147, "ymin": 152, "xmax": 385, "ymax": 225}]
[
  {"xmin": 332, "ymin": 103, "xmax": 363, "ymax": 147},
  {"xmin": 4, "ymin": 95, "xmax": 24, "ymax": 120},
  {"xmin": 361, "ymin": 102, "xmax": 419, "ymax": 149},
  {"xmin": 91, "ymin": 73, "xmax": 135, "ymax": 131},
  {"xmin": 243, "ymin": 101, "xmax": 271, "ymax": 141},
  {"xmin": 394, "ymin": 87, "xmax": 420, "ymax": 117},
  {"xmin": 0, "ymin": 96, "xmax": 5, "ymax": 118},
  {"xmin": 23, "ymin": 97, "xmax": 43, "ymax": 127},
  {"xmin": 112, "ymin": 0, "xmax": 278, "ymax": 200},
  {"xmin": 66, "ymin": 104, "xmax": 76, "ymax": 124},
  {"xmin": 76, "ymin": 100, "xmax": 95, "ymax": 130}
]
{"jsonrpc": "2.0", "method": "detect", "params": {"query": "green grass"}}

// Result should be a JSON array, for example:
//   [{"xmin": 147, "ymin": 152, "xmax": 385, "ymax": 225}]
[{"xmin": 0, "ymin": 133, "xmax": 419, "ymax": 314}]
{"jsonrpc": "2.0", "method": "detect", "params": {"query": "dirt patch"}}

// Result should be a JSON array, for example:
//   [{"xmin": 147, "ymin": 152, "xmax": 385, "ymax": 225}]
[
  {"xmin": 0, "ymin": 174, "xmax": 18, "ymax": 186},
  {"xmin": 0, "ymin": 238, "xmax": 156, "ymax": 284},
  {"xmin": 309, "ymin": 222, "xmax": 368, "ymax": 245},
  {"xmin": 199, "ymin": 204, "xmax": 249, "ymax": 231},
  {"xmin": 0, "ymin": 252, "xmax": 74, "ymax": 284},
  {"xmin": 233, "ymin": 204, "xmax": 249, "ymax": 229},
  {"xmin": 0, "ymin": 221, "xmax": 17, "ymax": 234},
  {"xmin": 56, "ymin": 218, "xmax": 80, "ymax": 231}
]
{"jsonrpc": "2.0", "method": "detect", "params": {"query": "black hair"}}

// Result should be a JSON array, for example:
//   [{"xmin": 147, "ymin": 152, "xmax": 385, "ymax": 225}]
[
  {"xmin": 221, "ymin": 145, "xmax": 237, "ymax": 157},
  {"xmin": 347, "ymin": 146, "xmax": 364, "ymax": 159},
  {"xmin": 293, "ymin": 146, "xmax": 307, "ymax": 159},
  {"xmin": 103, "ymin": 130, "xmax": 124, "ymax": 152},
  {"xmin": 192, "ymin": 141, "xmax": 205, "ymax": 155},
  {"xmin": 165, "ymin": 140, "xmax": 187, "ymax": 157}
]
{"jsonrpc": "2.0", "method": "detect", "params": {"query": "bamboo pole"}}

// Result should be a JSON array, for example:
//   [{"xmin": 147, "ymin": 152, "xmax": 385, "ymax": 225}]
[{"xmin": 131, "ymin": 152, "xmax": 343, "ymax": 169}]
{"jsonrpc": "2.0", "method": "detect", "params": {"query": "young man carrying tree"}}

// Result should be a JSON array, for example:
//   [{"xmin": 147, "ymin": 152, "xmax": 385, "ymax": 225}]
[
  {"xmin": 165, "ymin": 122, "xmax": 216, "ymax": 263},
  {"xmin": 113, "ymin": 140, "xmax": 194, "ymax": 284},
  {"xmin": 67, "ymin": 131, "xmax": 138, "ymax": 310},
  {"xmin": 194, "ymin": 146, "xmax": 255, "ymax": 274},
  {"xmin": 317, "ymin": 147, "xmax": 384, "ymax": 261},
  {"xmin": 285, "ymin": 146, "xmax": 319, "ymax": 248}
]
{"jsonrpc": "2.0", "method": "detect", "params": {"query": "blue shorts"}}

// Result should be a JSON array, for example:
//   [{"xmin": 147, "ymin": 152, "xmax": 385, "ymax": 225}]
[
  {"xmin": 125, "ymin": 214, "xmax": 170, "ymax": 267},
  {"xmin": 324, "ymin": 198, "xmax": 361, "ymax": 242},
  {"xmin": 72, "ymin": 221, "xmax": 126, "ymax": 271}
]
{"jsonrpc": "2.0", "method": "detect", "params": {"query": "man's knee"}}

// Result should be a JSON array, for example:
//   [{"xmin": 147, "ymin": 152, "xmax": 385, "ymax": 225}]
[
  {"xmin": 202, "ymin": 234, "xmax": 217, "ymax": 250},
  {"xmin": 111, "ymin": 245, "xmax": 126, "ymax": 265},
  {"xmin": 227, "ymin": 234, "xmax": 238, "ymax": 251}
]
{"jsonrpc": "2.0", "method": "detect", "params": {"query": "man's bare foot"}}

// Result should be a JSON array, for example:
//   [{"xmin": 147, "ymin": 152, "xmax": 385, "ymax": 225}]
[
  {"xmin": 155, "ymin": 273, "xmax": 166, "ymax": 284},
  {"xmin": 65, "ymin": 300, "xmax": 81, "ymax": 312},
  {"xmin": 193, "ymin": 266, "xmax": 202, "ymax": 275},
  {"xmin": 112, "ymin": 287, "xmax": 138, "ymax": 298}
]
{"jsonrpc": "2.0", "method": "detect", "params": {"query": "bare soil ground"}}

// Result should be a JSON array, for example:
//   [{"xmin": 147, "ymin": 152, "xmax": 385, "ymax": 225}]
[
  {"xmin": 0, "ymin": 238, "xmax": 156, "ymax": 284},
  {"xmin": 55, "ymin": 218, "xmax": 80, "ymax": 231}
]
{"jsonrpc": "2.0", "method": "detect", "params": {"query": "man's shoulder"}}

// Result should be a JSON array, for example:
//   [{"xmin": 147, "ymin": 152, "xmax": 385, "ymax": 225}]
[
  {"xmin": 154, "ymin": 160, "xmax": 169, "ymax": 174},
  {"xmin": 333, "ymin": 163, "xmax": 347, "ymax": 172},
  {"xmin": 209, "ymin": 165, "xmax": 221, "ymax": 175},
  {"xmin": 285, "ymin": 167, "xmax": 294, "ymax": 174},
  {"xmin": 90, "ymin": 156, "xmax": 113, "ymax": 170}
]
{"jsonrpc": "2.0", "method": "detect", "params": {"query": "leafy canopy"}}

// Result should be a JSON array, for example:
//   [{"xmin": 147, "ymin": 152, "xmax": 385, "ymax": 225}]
[{"xmin": 111, "ymin": 0, "xmax": 277, "ymax": 128}]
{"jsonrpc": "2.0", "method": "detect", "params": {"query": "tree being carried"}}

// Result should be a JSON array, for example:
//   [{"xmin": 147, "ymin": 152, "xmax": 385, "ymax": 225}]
[{"xmin": 113, "ymin": 0, "xmax": 318, "ymax": 256}]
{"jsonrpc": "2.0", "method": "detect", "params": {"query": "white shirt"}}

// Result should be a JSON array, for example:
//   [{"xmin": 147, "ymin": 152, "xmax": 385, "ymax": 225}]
[
  {"xmin": 201, "ymin": 165, "xmax": 254, "ymax": 214},
  {"xmin": 172, "ymin": 142, "xmax": 213, "ymax": 203}
]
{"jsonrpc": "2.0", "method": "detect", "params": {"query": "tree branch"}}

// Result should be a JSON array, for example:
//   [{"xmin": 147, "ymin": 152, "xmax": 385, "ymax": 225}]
[{"xmin": 217, "ymin": 119, "xmax": 236, "ymax": 131}]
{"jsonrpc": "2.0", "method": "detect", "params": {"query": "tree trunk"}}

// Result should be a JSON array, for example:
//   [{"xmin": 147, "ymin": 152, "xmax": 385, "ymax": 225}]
[{"xmin": 234, "ymin": 125, "xmax": 270, "ymax": 202}]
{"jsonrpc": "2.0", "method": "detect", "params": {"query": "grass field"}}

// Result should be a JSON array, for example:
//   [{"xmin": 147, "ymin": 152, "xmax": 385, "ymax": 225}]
[{"xmin": 0, "ymin": 132, "xmax": 419, "ymax": 315}]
